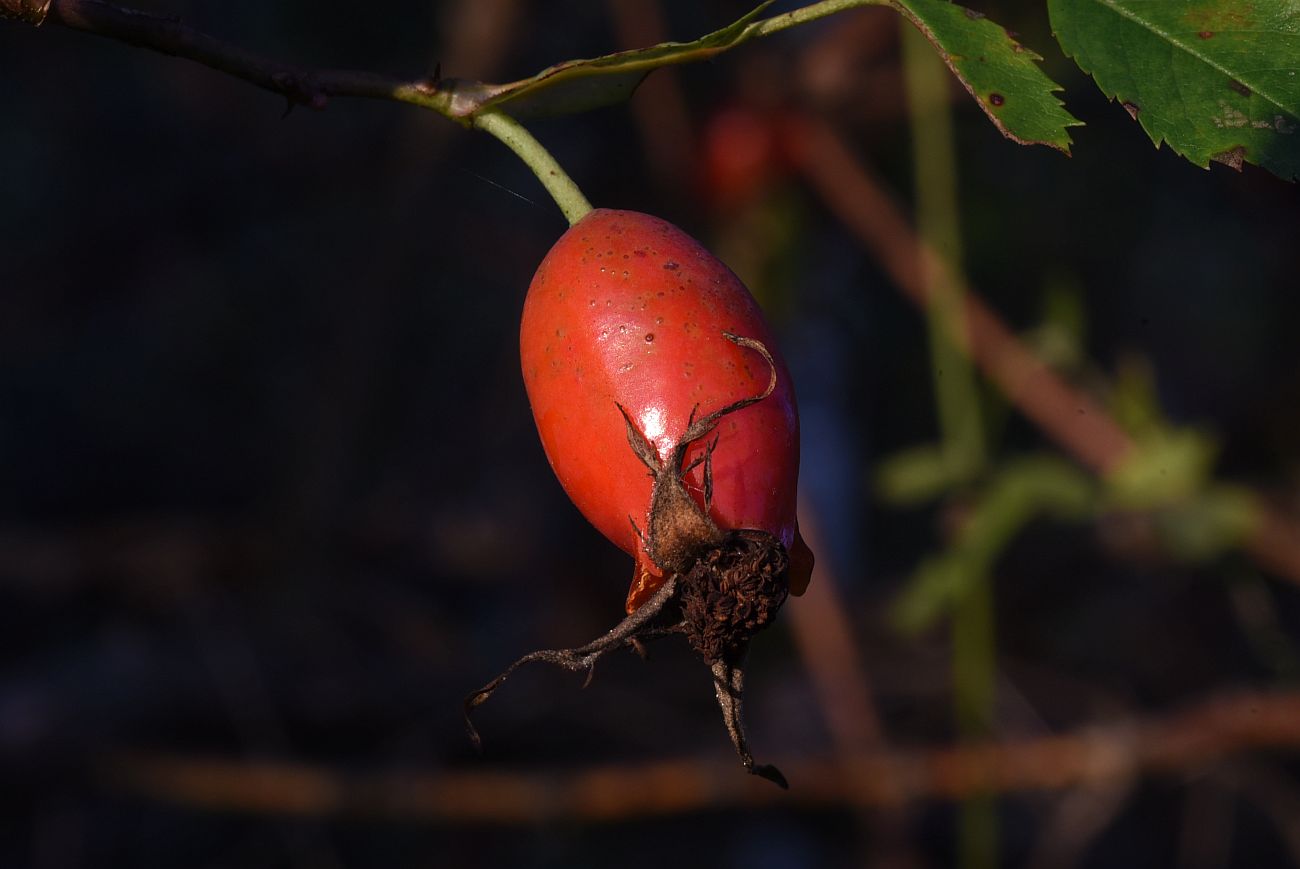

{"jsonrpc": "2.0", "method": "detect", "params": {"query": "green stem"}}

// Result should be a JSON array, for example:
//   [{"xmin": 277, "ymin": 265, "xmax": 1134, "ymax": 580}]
[
  {"xmin": 901, "ymin": 18, "xmax": 997, "ymax": 869},
  {"xmin": 746, "ymin": 0, "xmax": 889, "ymax": 39},
  {"xmin": 472, "ymin": 110, "xmax": 593, "ymax": 226},
  {"xmin": 953, "ymin": 574, "xmax": 997, "ymax": 866},
  {"xmin": 901, "ymin": 23, "xmax": 985, "ymax": 479}
]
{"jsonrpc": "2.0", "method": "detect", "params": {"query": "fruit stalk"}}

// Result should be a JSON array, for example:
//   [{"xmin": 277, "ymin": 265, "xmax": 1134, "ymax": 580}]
[{"xmin": 472, "ymin": 110, "xmax": 593, "ymax": 226}]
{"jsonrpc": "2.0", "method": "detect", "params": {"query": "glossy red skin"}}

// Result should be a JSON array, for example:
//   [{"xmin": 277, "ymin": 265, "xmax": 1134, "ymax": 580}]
[{"xmin": 521, "ymin": 209, "xmax": 808, "ymax": 612}]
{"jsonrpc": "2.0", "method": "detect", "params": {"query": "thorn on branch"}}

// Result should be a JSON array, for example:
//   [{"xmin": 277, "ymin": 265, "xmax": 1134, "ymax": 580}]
[{"xmin": 270, "ymin": 70, "xmax": 328, "ymax": 114}]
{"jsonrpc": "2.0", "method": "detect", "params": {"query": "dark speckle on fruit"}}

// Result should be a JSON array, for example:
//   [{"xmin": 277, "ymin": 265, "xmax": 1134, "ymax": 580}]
[
  {"xmin": 645, "ymin": 333, "xmax": 655, "ymax": 343},
  {"xmin": 664, "ymin": 261, "xmax": 680, "ymax": 271}
]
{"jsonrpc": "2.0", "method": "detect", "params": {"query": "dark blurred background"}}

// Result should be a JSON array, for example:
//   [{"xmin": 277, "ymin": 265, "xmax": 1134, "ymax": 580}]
[{"xmin": 4, "ymin": 1, "xmax": 1300, "ymax": 867}]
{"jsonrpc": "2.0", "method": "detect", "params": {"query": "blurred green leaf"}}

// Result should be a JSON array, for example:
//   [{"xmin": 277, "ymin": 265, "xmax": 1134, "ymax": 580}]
[
  {"xmin": 1023, "ymin": 276, "xmax": 1087, "ymax": 372},
  {"xmin": 876, "ymin": 443, "xmax": 970, "ymax": 505},
  {"xmin": 1048, "ymin": 0, "xmax": 1300, "ymax": 180},
  {"xmin": 1109, "ymin": 355, "xmax": 1165, "ymax": 435},
  {"xmin": 892, "ymin": 455, "xmax": 1095, "ymax": 633},
  {"xmin": 1107, "ymin": 428, "xmax": 1219, "ymax": 508},
  {"xmin": 1155, "ymin": 485, "xmax": 1258, "ymax": 562},
  {"xmin": 895, "ymin": 553, "xmax": 967, "ymax": 634},
  {"xmin": 1102, "ymin": 355, "xmax": 1248, "ymax": 558},
  {"xmin": 894, "ymin": 0, "xmax": 1082, "ymax": 151}
]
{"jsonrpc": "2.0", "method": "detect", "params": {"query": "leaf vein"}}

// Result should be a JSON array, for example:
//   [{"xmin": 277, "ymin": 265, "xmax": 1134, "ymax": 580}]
[{"xmin": 1088, "ymin": 0, "xmax": 1294, "ymax": 115}]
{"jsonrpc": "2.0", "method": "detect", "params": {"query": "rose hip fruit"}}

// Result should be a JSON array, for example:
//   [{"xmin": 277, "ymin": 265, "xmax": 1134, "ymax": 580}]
[{"xmin": 465, "ymin": 209, "xmax": 813, "ymax": 788}]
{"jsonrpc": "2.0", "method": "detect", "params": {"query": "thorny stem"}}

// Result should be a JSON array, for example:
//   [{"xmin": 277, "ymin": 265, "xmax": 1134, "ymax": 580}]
[
  {"xmin": 4, "ymin": 0, "xmax": 452, "ymax": 113},
  {"xmin": 471, "ymin": 111, "xmax": 593, "ymax": 226},
  {"xmin": 6, "ymin": 0, "xmax": 890, "ymax": 223},
  {"xmin": 5, "ymin": 0, "xmax": 895, "ymax": 108}
]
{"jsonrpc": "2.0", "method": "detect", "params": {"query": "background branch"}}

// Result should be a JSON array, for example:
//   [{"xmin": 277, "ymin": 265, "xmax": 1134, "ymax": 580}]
[
  {"xmin": 106, "ymin": 690, "xmax": 1300, "ymax": 821},
  {"xmin": 789, "ymin": 113, "xmax": 1300, "ymax": 588}
]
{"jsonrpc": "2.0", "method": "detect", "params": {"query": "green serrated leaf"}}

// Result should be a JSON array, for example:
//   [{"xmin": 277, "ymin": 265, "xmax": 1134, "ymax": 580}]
[
  {"xmin": 1049, "ymin": 0, "xmax": 1300, "ymax": 180},
  {"xmin": 443, "ymin": 2, "xmax": 775, "ymax": 119},
  {"xmin": 892, "ymin": 0, "xmax": 1082, "ymax": 151}
]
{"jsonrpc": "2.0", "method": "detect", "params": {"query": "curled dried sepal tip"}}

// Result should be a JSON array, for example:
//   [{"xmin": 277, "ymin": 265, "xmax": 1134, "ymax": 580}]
[
  {"xmin": 462, "ymin": 576, "xmax": 680, "ymax": 751},
  {"xmin": 712, "ymin": 657, "xmax": 788, "ymax": 789}
]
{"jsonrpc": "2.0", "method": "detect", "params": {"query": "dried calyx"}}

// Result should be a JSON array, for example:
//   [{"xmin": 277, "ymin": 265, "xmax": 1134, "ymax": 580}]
[
  {"xmin": 464, "ymin": 332, "xmax": 791, "ymax": 789},
  {"xmin": 680, "ymin": 528, "xmax": 789, "ymax": 663}
]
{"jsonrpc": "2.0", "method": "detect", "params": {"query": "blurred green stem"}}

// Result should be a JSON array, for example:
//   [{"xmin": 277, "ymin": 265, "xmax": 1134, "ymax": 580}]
[
  {"xmin": 901, "ymin": 18, "xmax": 997, "ymax": 869},
  {"xmin": 901, "ymin": 30, "xmax": 983, "ymax": 475},
  {"xmin": 472, "ymin": 110, "xmax": 593, "ymax": 225}
]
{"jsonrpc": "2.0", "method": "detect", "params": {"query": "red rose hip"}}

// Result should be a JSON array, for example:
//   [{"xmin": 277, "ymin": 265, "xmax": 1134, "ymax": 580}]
[
  {"xmin": 466, "ymin": 209, "xmax": 813, "ymax": 787},
  {"xmin": 522, "ymin": 209, "xmax": 812, "ymax": 610}
]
